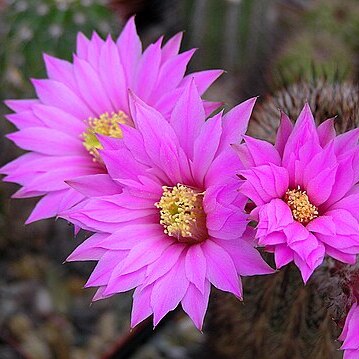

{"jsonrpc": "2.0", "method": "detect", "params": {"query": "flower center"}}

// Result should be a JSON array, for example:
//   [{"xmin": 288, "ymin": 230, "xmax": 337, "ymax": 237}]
[
  {"xmin": 82, "ymin": 111, "xmax": 128, "ymax": 161},
  {"xmin": 284, "ymin": 186, "xmax": 318, "ymax": 224},
  {"xmin": 155, "ymin": 184, "xmax": 207, "ymax": 244}
]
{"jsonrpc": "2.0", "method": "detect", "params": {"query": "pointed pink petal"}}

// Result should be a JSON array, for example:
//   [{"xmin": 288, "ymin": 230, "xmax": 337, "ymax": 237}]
[
  {"xmin": 101, "ymin": 147, "xmax": 149, "ymax": 182},
  {"xmin": 5, "ymin": 99, "xmax": 39, "ymax": 112},
  {"xmin": 43, "ymin": 53, "xmax": 77, "ymax": 90},
  {"xmin": 317, "ymin": 118, "xmax": 336, "ymax": 147},
  {"xmin": 62, "ymin": 200, "xmax": 156, "ymax": 233},
  {"xmin": 205, "ymin": 150, "xmax": 240, "ymax": 187},
  {"xmin": 257, "ymin": 199, "xmax": 293, "ymax": 236},
  {"xmin": 7, "ymin": 128, "xmax": 85, "ymax": 155},
  {"xmin": 97, "ymin": 224, "xmax": 163, "ymax": 251},
  {"xmin": 330, "ymin": 191, "xmax": 359, "ymax": 221},
  {"xmin": 85, "ymin": 250, "xmax": 128, "ymax": 287},
  {"xmin": 57, "ymin": 187, "xmax": 85, "ymax": 214},
  {"xmin": 152, "ymin": 49, "xmax": 196, "ymax": 98},
  {"xmin": 340, "ymin": 303, "xmax": 359, "ymax": 352},
  {"xmin": 305, "ymin": 164, "xmax": 338, "ymax": 206},
  {"xmin": 66, "ymin": 174, "xmax": 122, "ymax": 197},
  {"xmin": 306, "ymin": 216, "xmax": 336, "ymax": 236},
  {"xmin": 170, "ymin": 79, "xmax": 205, "ymax": 160},
  {"xmin": 0, "ymin": 153, "xmax": 42, "ymax": 175},
  {"xmin": 97, "ymin": 134, "xmax": 126, "ymax": 151},
  {"xmin": 216, "ymin": 238, "xmax": 274, "ymax": 276},
  {"xmin": 243, "ymin": 135, "xmax": 281, "ymax": 166},
  {"xmin": 92, "ymin": 286, "xmax": 113, "ymax": 301},
  {"xmin": 5, "ymin": 111, "xmax": 43, "ymax": 129},
  {"xmin": 67, "ymin": 233, "xmax": 109, "ymax": 261},
  {"xmin": 285, "ymin": 222, "xmax": 325, "ymax": 271},
  {"xmin": 293, "ymin": 254, "xmax": 317, "ymax": 284},
  {"xmin": 324, "ymin": 245, "xmax": 357, "ymax": 264},
  {"xmin": 120, "ymin": 125, "xmax": 151, "ymax": 164},
  {"xmin": 32, "ymin": 104, "xmax": 85, "ymax": 133},
  {"xmin": 324, "ymin": 152, "xmax": 357, "ymax": 208},
  {"xmin": 240, "ymin": 164, "xmax": 289, "ymax": 205},
  {"xmin": 129, "ymin": 92, "xmax": 190, "ymax": 184},
  {"xmin": 334, "ymin": 128, "xmax": 359, "ymax": 156},
  {"xmin": 181, "ymin": 281, "xmax": 210, "ymax": 330},
  {"xmin": 115, "ymin": 237, "xmax": 171, "ymax": 276},
  {"xmin": 218, "ymin": 97, "xmax": 257, "ymax": 154},
  {"xmin": 203, "ymin": 101, "xmax": 223, "ymax": 117},
  {"xmin": 26, "ymin": 190, "xmax": 76, "ymax": 224},
  {"xmin": 185, "ymin": 244, "xmax": 207, "ymax": 294},
  {"xmin": 134, "ymin": 40, "xmax": 162, "ymax": 101},
  {"xmin": 73, "ymin": 56, "xmax": 114, "ymax": 115},
  {"xmin": 232, "ymin": 143, "xmax": 255, "ymax": 169},
  {"xmin": 87, "ymin": 32, "xmax": 105, "ymax": 70},
  {"xmin": 302, "ymin": 142, "xmax": 337, "ymax": 186},
  {"xmin": 180, "ymin": 69, "xmax": 223, "ymax": 95},
  {"xmin": 145, "ymin": 243, "xmax": 186, "ymax": 284},
  {"xmin": 32, "ymin": 79, "xmax": 93, "ymax": 119},
  {"xmin": 202, "ymin": 239, "xmax": 242, "ymax": 298},
  {"xmin": 105, "ymin": 267, "xmax": 146, "ymax": 294},
  {"xmin": 160, "ymin": 32, "xmax": 183, "ymax": 62},
  {"xmin": 131, "ymin": 284, "xmax": 154, "ymax": 328},
  {"xmin": 205, "ymin": 183, "xmax": 248, "ymax": 239},
  {"xmin": 274, "ymin": 244, "xmax": 294, "ymax": 268},
  {"xmin": 192, "ymin": 112, "xmax": 222, "ymax": 185},
  {"xmin": 68, "ymin": 197, "xmax": 155, "ymax": 224},
  {"xmin": 116, "ymin": 17, "xmax": 142, "ymax": 84},
  {"xmin": 275, "ymin": 112, "xmax": 293, "ymax": 156},
  {"xmin": 76, "ymin": 32, "xmax": 90, "ymax": 59},
  {"xmin": 151, "ymin": 254, "xmax": 189, "ymax": 326},
  {"xmin": 282, "ymin": 103, "xmax": 320, "ymax": 168},
  {"xmin": 99, "ymin": 37, "xmax": 129, "ymax": 114}
]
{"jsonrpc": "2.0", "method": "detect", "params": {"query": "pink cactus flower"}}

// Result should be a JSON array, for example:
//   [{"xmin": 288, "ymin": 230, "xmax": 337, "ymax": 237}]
[
  {"xmin": 236, "ymin": 104, "xmax": 359, "ymax": 283},
  {"xmin": 339, "ymin": 302, "xmax": 359, "ymax": 359},
  {"xmin": 62, "ymin": 82, "xmax": 273, "ymax": 330},
  {"xmin": 1, "ymin": 17, "xmax": 222, "ymax": 223}
]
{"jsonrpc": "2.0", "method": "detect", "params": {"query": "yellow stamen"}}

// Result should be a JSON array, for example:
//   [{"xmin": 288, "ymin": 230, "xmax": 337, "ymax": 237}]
[
  {"xmin": 155, "ymin": 184, "xmax": 206, "ymax": 243},
  {"xmin": 82, "ymin": 111, "xmax": 128, "ymax": 161},
  {"xmin": 284, "ymin": 186, "xmax": 319, "ymax": 224}
]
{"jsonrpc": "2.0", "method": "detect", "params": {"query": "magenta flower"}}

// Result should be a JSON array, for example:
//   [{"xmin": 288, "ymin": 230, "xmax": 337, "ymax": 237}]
[
  {"xmin": 62, "ymin": 82, "xmax": 273, "ymax": 330},
  {"xmin": 1, "ymin": 17, "xmax": 222, "ymax": 224},
  {"xmin": 236, "ymin": 104, "xmax": 359, "ymax": 283},
  {"xmin": 339, "ymin": 302, "xmax": 359, "ymax": 359}
]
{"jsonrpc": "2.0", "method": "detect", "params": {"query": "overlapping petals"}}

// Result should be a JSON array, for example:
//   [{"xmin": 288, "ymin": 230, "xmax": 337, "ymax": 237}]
[
  {"xmin": 62, "ymin": 81, "xmax": 273, "ymax": 329},
  {"xmin": 237, "ymin": 104, "xmax": 359, "ymax": 282},
  {"xmin": 339, "ymin": 302, "xmax": 359, "ymax": 359},
  {"xmin": 1, "ymin": 17, "xmax": 222, "ymax": 223}
]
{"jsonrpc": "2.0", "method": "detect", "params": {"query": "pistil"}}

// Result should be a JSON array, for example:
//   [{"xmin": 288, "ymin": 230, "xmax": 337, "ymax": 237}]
[
  {"xmin": 284, "ymin": 186, "xmax": 318, "ymax": 224},
  {"xmin": 155, "ymin": 184, "xmax": 207, "ymax": 243}
]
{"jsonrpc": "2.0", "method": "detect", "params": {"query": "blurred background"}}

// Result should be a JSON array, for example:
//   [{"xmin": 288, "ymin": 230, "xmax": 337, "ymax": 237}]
[{"xmin": 0, "ymin": 0, "xmax": 358, "ymax": 358}]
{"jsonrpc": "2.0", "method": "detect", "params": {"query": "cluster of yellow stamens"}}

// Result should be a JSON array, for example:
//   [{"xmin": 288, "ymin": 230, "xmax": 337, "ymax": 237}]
[
  {"xmin": 155, "ymin": 184, "xmax": 206, "ymax": 242},
  {"xmin": 284, "ymin": 186, "xmax": 319, "ymax": 224},
  {"xmin": 82, "ymin": 111, "xmax": 128, "ymax": 161}
]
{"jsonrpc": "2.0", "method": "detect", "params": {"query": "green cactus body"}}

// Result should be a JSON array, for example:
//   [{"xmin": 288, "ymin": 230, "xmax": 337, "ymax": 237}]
[{"xmin": 1, "ymin": 0, "xmax": 119, "ymax": 98}]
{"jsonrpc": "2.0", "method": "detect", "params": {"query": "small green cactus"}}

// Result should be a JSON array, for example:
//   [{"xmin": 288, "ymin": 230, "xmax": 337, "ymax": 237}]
[
  {"xmin": 272, "ymin": 31, "xmax": 355, "ymax": 87},
  {"xmin": 0, "ymin": 0, "xmax": 119, "ymax": 99},
  {"xmin": 304, "ymin": 0, "xmax": 359, "ymax": 51}
]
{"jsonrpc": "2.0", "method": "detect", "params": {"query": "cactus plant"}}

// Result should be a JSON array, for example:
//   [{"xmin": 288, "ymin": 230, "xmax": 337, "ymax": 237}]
[{"xmin": 0, "ymin": 0, "xmax": 119, "ymax": 99}]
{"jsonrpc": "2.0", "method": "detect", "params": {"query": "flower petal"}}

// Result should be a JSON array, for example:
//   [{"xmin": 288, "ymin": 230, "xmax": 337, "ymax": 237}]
[
  {"xmin": 192, "ymin": 112, "xmax": 223, "ymax": 185},
  {"xmin": 218, "ymin": 97, "xmax": 257, "ymax": 154},
  {"xmin": 181, "ymin": 281, "xmax": 210, "ymax": 330},
  {"xmin": 202, "ymin": 239, "xmax": 242, "ymax": 298},
  {"xmin": 151, "ymin": 253, "xmax": 189, "ymax": 326},
  {"xmin": 185, "ymin": 244, "xmax": 207, "ymax": 294},
  {"xmin": 170, "ymin": 79, "xmax": 205, "ymax": 160},
  {"xmin": 275, "ymin": 112, "xmax": 293, "ymax": 156}
]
